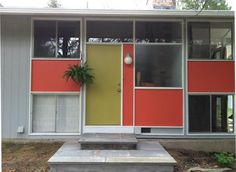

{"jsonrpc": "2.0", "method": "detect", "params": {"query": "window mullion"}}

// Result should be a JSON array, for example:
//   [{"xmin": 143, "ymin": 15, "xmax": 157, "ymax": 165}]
[
  {"xmin": 55, "ymin": 95, "xmax": 57, "ymax": 133},
  {"xmin": 55, "ymin": 21, "xmax": 58, "ymax": 58},
  {"xmin": 210, "ymin": 95, "xmax": 212, "ymax": 133}
]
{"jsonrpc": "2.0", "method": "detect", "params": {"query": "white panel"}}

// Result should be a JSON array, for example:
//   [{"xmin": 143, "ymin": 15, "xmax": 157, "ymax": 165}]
[
  {"xmin": 32, "ymin": 95, "xmax": 56, "ymax": 132},
  {"xmin": 56, "ymin": 95, "xmax": 80, "ymax": 133}
]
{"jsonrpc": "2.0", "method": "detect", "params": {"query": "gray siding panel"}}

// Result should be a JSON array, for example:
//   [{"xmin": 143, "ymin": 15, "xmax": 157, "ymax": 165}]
[{"xmin": 1, "ymin": 16, "xmax": 31, "ymax": 138}]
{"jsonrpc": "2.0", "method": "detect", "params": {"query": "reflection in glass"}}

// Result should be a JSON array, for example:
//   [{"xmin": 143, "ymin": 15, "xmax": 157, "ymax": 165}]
[
  {"xmin": 212, "ymin": 95, "xmax": 234, "ymax": 133},
  {"xmin": 87, "ymin": 21, "xmax": 133, "ymax": 43},
  {"xmin": 135, "ymin": 45, "xmax": 182, "ymax": 87},
  {"xmin": 189, "ymin": 95, "xmax": 211, "ymax": 132},
  {"xmin": 189, "ymin": 95, "xmax": 234, "ymax": 133},
  {"xmin": 210, "ymin": 23, "xmax": 232, "ymax": 59},
  {"xmin": 188, "ymin": 22, "xmax": 210, "ymax": 59},
  {"xmin": 57, "ymin": 21, "xmax": 80, "ymax": 58},
  {"xmin": 34, "ymin": 21, "xmax": 56, "ymax": 57},
  {"xmin": 135, "ymin": 22, "xmax": 182, "ymax": 43},
  {"xmin": 188, "ymin": 22, "xmax": 232, "ymax": 59}
]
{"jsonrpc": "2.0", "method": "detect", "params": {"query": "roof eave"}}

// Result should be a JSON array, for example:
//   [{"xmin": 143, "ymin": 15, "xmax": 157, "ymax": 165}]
[{"xmin": 0, "ymin": 8, "xmax": 234, "ymax": 18}]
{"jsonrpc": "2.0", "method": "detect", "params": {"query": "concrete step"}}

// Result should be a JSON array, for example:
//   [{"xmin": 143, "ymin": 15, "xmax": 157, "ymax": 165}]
[
  {"xmin": 79, "ymin": 133, "xmax": 138, "ymax": 150},
  {"xmin": 48, "ymin": 140, "xmax": 176, "ymax": 172}
]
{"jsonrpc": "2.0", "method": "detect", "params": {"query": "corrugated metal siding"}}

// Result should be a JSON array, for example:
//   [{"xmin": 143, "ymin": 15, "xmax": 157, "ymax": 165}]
[{"xmin": 1, "ymin": 15, "xmax": 31, "ymax": 138}]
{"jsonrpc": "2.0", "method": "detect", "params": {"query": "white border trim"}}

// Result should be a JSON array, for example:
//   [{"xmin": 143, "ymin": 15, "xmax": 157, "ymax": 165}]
[{"xmin": 135, "ymin": 87, "xmax": 183, "ymax": 90}]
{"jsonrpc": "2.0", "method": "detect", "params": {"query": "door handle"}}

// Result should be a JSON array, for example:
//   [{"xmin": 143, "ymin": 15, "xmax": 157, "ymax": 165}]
[{"xmin": 117, "ymin": 83, "xmax": 121, "ymax": 93}]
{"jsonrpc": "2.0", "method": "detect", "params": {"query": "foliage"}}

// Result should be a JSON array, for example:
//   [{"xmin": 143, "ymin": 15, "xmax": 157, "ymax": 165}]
[
  {"xmin": 64, "ymin": 63, "xmax": 94, "ymax": 86},
  {"xmin": 180, "ymin": 0, "xmax": 231, "ymax": 10},
  {"xmin": 214, "ymin": 152, "xmax": 235, "ymax": 167},
  {"xmin": 47, "ymin": 0, "xmax": 61, "ymax": 8}
]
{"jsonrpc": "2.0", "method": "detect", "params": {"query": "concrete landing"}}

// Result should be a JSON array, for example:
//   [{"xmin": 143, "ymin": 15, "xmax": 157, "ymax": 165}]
[
  {"xmin": 48, "ymin": 140, "xmax": 176, "ymax": 172},
  {"xmin": 79, "ymin": 133, "xmax": 138, "ymax": 150}
]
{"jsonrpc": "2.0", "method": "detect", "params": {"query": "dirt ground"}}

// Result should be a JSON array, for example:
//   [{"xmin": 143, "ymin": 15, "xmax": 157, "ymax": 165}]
[
  {"xmin": 168, "ymin": 148, "xmax": 235, "ymax": 172},
  {"xmin": 2, "ymin": 141, "xmax": 235, "ymax": 172}
]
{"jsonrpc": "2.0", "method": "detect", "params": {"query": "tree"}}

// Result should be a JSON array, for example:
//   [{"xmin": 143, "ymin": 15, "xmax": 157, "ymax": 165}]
[
  {"xmin": 180, "ymin": 0, "xmax": 231, "ymax": 10},
  {"xmin": 47, "ymin": 0, "xmax": 61, "ymax": 8}
]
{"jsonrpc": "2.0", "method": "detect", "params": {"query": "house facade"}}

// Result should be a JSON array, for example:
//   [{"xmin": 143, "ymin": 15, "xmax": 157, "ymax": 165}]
[{"xmin": 1, "ymin": 8, "xmax": 235, "ymax": 139}]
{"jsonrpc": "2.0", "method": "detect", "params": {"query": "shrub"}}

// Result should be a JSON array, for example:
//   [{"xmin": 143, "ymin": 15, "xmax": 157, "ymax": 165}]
[{"xmin": 214, "ymin": 152, "xmax": 235, "ymax": 167}]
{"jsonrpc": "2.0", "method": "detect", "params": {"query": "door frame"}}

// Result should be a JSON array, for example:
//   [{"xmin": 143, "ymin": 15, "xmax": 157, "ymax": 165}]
[{"xmin": 82, "ymin": 43, "xmax": 134, "ymax": 133}]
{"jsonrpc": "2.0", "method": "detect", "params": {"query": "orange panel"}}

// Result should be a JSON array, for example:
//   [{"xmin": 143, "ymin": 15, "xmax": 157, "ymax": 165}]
[
  {"xmin": 123, "ymin": 44, "xmax": 134, "ymax": 126},
  {"xmin": 32, "ymin": 60, "xmax": 80, "ymax": 92},
  {"xmin": 135, "ymin": 89, "xmax": 183, "ymax": 126},
  {"xmin": 188, "ymin": 61, "xmax": 235, "ymax": 92}
]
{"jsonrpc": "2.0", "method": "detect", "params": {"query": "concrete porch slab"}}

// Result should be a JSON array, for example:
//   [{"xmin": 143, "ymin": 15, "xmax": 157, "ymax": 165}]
[{"xmin": 48, "ymin": 140, "xmax": 176, "ymax": 172}]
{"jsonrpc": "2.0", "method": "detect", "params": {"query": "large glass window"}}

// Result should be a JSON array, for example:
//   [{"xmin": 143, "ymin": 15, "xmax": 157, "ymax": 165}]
[
  {"xmin": 32, "ymin": 95, "xmax": 80, "ymax": 133},
  {"xmin": 34, "ymin": 20, "xmax": 80, "ymax": 58},
  {"xmin": 34, "ymin": 21, "xmax": 56, "ymax": 57},
  {"xmin": 135, "ymin": 21, "xmax": 182, "ymax": 43},
  {"xmin": 86, "ymin": 21, "xmax": 133, "ymax": 43},
  {"xmin": 188, "ymin": 22, "xmax": 233, "ymax": 60},
  {"xmin": 189, "ymin": 95, "xmax": 234, "ymax": 133},
  {"xmin": 135, "ymin": 45, "xmax": 182, "ymax": 87}
]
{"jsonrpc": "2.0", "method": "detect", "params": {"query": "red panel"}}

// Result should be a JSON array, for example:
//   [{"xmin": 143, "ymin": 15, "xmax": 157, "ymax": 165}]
[
  {"xmin": 135, "ymin": 89, "xmax": 183, "ymax": 126},
  {"xmin": 123, "ymin": 44, "xmax": 134, "ymax": 126},
  {"xmin": 188, "ymin": 61, "xmax": 235, "ymax": 92},
  {"xmin": 32, "ymin": 60, "xmax": 80, "ymax": 92}
]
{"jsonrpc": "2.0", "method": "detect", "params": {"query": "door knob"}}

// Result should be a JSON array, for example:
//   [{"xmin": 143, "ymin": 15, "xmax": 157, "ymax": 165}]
[{"xmin": 117, "ymin": 83, "xmax": 121, "ymax": 93}]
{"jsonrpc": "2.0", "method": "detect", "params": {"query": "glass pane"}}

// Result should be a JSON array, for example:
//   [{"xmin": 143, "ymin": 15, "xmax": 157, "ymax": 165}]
[
  {"xmin": 212, "ymin": 95, "xmax": 234, "ymax": 133},
  {"xmin": 210, "ymin": 22, "xmax": 232, "ymax": 60},
  {"xmin": 56, "ymin": 95, "xmax": 80, "ymax": 133},
  {"xmin": 87, "ymin": 21, "xmax": 133, "ymax": 42},
  {"xmin": 135, "ymin": 22, "xmax": 182, "ymax": 43},
  {"xmin": 189, "ymin": 95, "xmax": 211, "ymax": 132},
  {"xmin": 135, "ymin": 45, "xmax": 182, "ymax": 87},
  {"xmin": 32, "ymin": 95, "xmax": 56, "ymax": 132},
  {"xmin": 188, "ymin": 22, "xmax": 210, "ymax": 59},
  {"xmin": 188, "ymin": 22, "xmax": 233, "ymax": 60},
  {"xmin": 57, "ymin": 21, "xmax": 80, "ymax": 58},
  {"xmin": 34, "ymin": 21, "xmax": 56, "ymax": 57}
]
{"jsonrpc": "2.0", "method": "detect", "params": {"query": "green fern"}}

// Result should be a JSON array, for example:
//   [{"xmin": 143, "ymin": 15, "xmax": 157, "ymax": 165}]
[{"xmin": 63, "ymin": 63, "xmax": 94, "ymax": 85}]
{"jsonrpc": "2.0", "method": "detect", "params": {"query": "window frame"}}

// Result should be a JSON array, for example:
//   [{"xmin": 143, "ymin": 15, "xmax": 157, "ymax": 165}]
[
  {"xmin": 134, "ymin": 19, "xmax": 184, "ymax": 89},
  {"xmin": 187, "ymin": 93, "xmax": 235, "ymax": 136},
  {"xmin": 29, "ymin": 92, "xmax": 81, "ymax": 136},
  {"xmin": 186, "ymin": 19, "xmax": 235, "ymax": 61},
  {"xmin": 31, "ymin": 17, "xmax": 82, "ymax": 60}
]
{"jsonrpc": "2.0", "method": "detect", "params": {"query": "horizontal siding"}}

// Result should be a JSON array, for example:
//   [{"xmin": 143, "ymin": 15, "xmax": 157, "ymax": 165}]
[{"xmin": 1, "ymin": 15, "xmax": 31, "ymax": 138}]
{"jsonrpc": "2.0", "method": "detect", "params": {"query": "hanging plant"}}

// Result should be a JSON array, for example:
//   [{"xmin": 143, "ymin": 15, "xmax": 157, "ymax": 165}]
[{"xmin": 63, "ymin": 63, "xmax": 94, "ymax": 86}]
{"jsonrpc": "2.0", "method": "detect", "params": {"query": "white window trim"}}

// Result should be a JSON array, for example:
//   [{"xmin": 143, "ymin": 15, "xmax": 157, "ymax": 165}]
[
  {"xmin": 31, "ymin": 17, "xmax": 83, "ymax": 60},
  {"xmin": 187, "ymin": 94, "xmax": 235, "ymax": 136},
  {"xmin": 186, "ymin": 19, "xmax": 235, "ymax": 61}
]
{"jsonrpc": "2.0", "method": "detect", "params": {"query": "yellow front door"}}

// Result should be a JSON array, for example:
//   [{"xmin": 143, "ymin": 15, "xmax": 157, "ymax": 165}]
[{"xmin": 86, "ymin": 45, "xmax": 121, "ymax": 125}]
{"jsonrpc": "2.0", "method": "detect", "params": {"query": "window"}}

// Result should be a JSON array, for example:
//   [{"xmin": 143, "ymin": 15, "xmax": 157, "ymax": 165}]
[
  {"xmin": 189, "ymin": 95, "xmax": 234, "ymax": 133},
  {"xmin": 135, "ymin": 21, "xmax": 182, "ymax": 43},
  {"xmin": 34, "ymin": 20, "xmax": 80, "ymax": 58},
  {"xmin": 32, "ymin": 94, "xmax": 80, "ymax": 133},
  {"xmin": 86, "ymin": 21, "xmax": 133, "ymax": 43},
  {"xmin": 188, "ymin": 22, "xmax": 233, "ymax": 60},
  {"xmin": 135, "ymin": 45, "xmax": 182, "ymax": 87}
]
